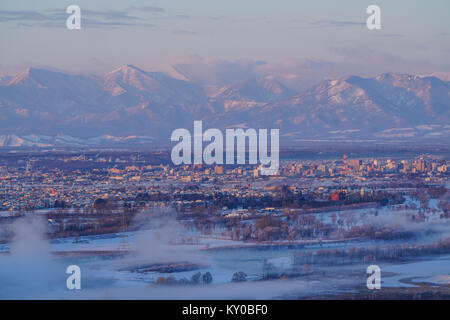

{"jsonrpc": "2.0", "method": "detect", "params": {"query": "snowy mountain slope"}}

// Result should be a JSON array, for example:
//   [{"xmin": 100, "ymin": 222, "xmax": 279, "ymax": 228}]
[{"xmin": 0, "ymin": 66, "xmax": 448, "ymax": 145}]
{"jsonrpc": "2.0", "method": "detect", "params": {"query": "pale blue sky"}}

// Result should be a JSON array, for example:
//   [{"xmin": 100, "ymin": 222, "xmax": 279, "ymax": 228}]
[{"xmin": 0, "ymin": 0, "xmax": 449, "ymax": 74}]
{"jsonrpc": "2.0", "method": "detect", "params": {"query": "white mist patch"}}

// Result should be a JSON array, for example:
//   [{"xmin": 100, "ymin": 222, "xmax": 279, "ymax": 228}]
[
  {"xmin": 135, "ymin": 219, "xmax": 205, "ymax": 264},
  {"xmin": 0, "ymin": 216, "xmax": 66, "ymax": 299},
  {"xmin": 118, "ymin": 208, "xmax": 208, "ymax": 271}
]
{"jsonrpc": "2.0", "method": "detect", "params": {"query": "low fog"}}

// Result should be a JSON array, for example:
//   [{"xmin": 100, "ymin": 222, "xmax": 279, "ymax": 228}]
[
  {"xmin": 0, "ymin": 216, "xmax": 66, "ymax": 299},
  {"xmin": 1, "ymin": 205, "xmax": 448, "ymax": 299}
]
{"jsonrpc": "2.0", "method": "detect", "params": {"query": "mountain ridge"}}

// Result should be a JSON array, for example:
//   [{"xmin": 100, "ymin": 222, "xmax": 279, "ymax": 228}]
[{"xmin": 0, "ymin": 65, "xmax": 448, "ymax": 146}]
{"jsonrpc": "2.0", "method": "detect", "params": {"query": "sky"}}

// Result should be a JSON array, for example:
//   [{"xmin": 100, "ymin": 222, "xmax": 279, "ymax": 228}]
[{"xmin": 0, "ymin": 0, "xmax": 449, "ymax": 75}]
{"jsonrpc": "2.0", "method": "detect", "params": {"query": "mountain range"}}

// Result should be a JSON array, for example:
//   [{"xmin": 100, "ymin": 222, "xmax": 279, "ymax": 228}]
[{"xmin": 0, "ymin": 64, "xmax": 448, "ymax": 147}]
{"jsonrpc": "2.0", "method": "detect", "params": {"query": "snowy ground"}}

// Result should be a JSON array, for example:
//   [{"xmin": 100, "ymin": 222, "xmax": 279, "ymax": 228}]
[
  {"xmin": 1, "ymin": 226, "xmax": 449, "ymax": 299},
  {"xmin": 1, "ymin": 194, "xmax": 449, "ymax": 299},
  {"xmin": 381, "ymin": 255, "xmax": 450, "ymax": 288}
]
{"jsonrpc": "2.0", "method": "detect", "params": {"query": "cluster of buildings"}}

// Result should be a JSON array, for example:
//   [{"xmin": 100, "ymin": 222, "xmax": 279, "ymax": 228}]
[
  {"xmin": 0, "ymin": 152, "xmax": 447, "ymax": 212},
  {"xmin": 280, "ymin": 155, "xmax": 447, "ymax": 177}
]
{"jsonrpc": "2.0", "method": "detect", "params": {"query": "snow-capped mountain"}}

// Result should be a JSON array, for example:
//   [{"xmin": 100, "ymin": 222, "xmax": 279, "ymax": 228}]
[
  {"xmin": 0, "ymin": 134, "xmax": 155, "ymax": 147},
  {"xmin": 103, "ymin": 64, "xmax": 206, "ymax": 105},
  {"xmin": 0, "ymin": 66, "xmax": 448, "ymax": 146},
  {"xmin": 207, "ymin": 73, "xmax": 449, "ymax": 140},
  {"xmin": 208, "ymin": 77, "xmax": 296, "ymax": 112}
]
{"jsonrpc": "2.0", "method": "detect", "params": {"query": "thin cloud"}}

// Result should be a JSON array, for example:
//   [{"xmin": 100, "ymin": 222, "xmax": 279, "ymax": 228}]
[
  {"xmin": 308, "ymin": 20, "xmax": 365, "ymax": 28},
  {"xmin": 0, "ymin": 10, "xmax": 51, "ymax": 22},
  {"xmin": 82, "ymin": 9, "xmax": 141, "ymax": 21},
  {"xmin": 169, "ymin": 29, "xmax": 197, "ymax": 35},
  {"xmin": 129, "ymin": 6, "xmax": 165, "ymax": 13},
  {"xmin": 329, "ymin": 46, "xmax": 441, "ymax": 74},
  {"xmin": 374, "ymin": 33, "xmax": 404, "ymax": 38},
  {"xmin": 0, "ymin": 8, "xmax": 157, "ymax": 28},
  {"xmin": 36, "ymin": 20, "xmax": 155, "ymax": 28},
  {"xmin": 174, "ymin": 15, "xmax": 191, "ymax": 19}
]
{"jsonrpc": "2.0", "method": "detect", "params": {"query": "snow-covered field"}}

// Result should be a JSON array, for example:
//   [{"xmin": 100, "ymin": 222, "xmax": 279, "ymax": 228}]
[
  {"xmin": 1, "ymin": 225, "xmax": 449, "ymax": 299},
  {"xmin": 381, "ymin": 255, "xmax": 450, "ymax": 288},
  {"xmin": 1, "ymin": 194, "xmax": 449, "ymax": 299}
]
